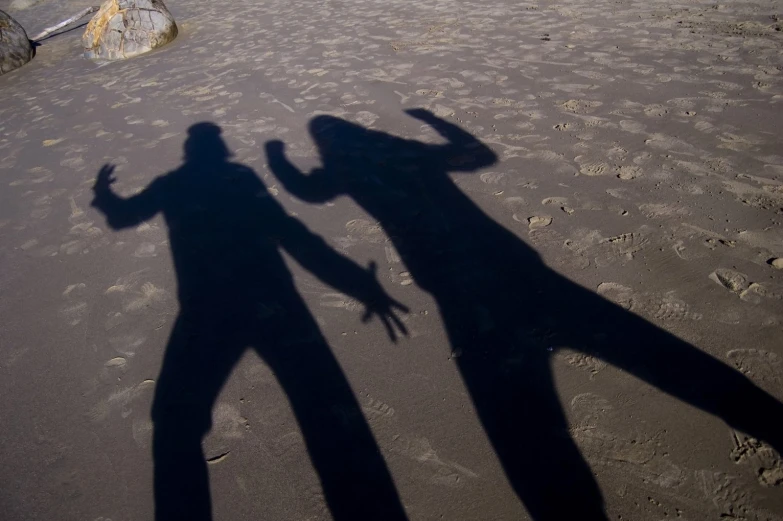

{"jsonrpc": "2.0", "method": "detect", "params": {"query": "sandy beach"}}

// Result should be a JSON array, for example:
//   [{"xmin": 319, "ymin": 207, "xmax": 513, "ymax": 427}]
[{"xmin": 1, "ymin": 0, "xmax": 782, "ymax": 519}]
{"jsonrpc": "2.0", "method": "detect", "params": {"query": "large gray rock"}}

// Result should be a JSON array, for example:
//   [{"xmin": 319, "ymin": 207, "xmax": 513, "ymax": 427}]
[
  {"xmin": 83, "ymin": 0, "xmax": 178, "ymax": 61},
  {"xmin": 0, "ymin": 10, "xmax": 34, "ymax": 75}
]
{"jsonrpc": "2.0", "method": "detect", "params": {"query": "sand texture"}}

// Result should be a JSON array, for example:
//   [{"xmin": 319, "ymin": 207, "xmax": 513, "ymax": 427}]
[{"xmin": 1, "ymin": 0, "xmax": 782, "ymax": 520}]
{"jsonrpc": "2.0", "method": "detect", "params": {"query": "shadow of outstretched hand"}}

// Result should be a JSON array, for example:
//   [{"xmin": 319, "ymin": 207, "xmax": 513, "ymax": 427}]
[
  {"xmin": 92, "ymin": 163, "xmax": 116, "ymax": 196},
  {"xmin": 360, "ymin": 261, "xmax": 409, "ymax": 343}
]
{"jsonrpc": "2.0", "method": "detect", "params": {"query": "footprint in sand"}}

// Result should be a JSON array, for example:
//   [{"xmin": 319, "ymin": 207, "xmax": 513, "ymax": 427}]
[
  {"xmin": 571, "ymin": 394, "xmax": 692, "ymax": 496},
  {"xmin": 389, "ymin": 435, "xmax": 478, "ymax": 488},
  {"xmin": 345, "ymin": 219, "xmax": 386, "ymax": 244},
  {"xmin": 479, "ymin": 171, "xmax": 508, "ymax": 186},
  {"xmin": 726, "ymin": 349, "xmax": 780, "ymax": 385},
  {"xmin": 59, "ymin": 283, "xmax": 89, "ymax": 326},
  {"xmin": 559, "ymin": 99, "xmax": 602, "ymax": 114},
  {"xmin": 729, "ymin": 431, "xmax": 783, "ymax": 487},
  {"xmin": 557, "ymin": 350, "xmax": 607, "ymax": 379},
  {"xmin": 132, "ymin": 418, "xmax": 154, "ymax": 449},
  {"xmin": 527, "ymin": 215, "xmax": 552, "ymax": 229},
  {"xmin": 570, "ymin": 393, "xmax": 657, "ymax": 467},
  {"xmin": 606, "ymin": 146, "xmax": 628, "ymax": 162},
  {"xmin": 99, "ymin": 356, "xmax": 128, "ymax": 384},
  {"xmin": 709, "ymin": 269, "xmax": 771, "ymax": 303},
  {"xmin": 133, "ymin": 242, "xmax": 157, "ymax": 258},
  {"xmin": 363, "ymin": 395, "xmax": 396, "ymax": 421},
  {"xmin": 542, "ymin": 196, "xmax": 574, "ymax": 214},
  {"xmin": 124, "ymin": 282, "xmax": 167, "ymax": 312},
  {"xmin": 595, "ymin": 231, "xmax": 650, "ymax": 265},
  {"xmin": 108, "ymin": 335, "xmax": 147, "ymax": 358},
  {"xmin": 90, "ymin": 379, "xmax": 155, "ymax": 422},
  {"xmin": 597, "ymin": 282, "xmax": 700, "ymax": 321},
  {"xmin": 202, "ymin": 403, "xmax": 249, "ymax": 465},
  {"xmin": 643, "ymin": 104, "xmax": 669, "ymax": 118},
  {"xmin": 616, "ymin": 165, "xmax": 642, "ymax": 180},
  {"xmin": 528, "ymin": 228, "xmax": 591, "ymax": 271},
  {"xmin": 575, "ymin": 155, "xmax": 611, "ymax": 176},
  {"xmin": 619, "ymin": 120, "xmax": 646, "ymax": 134},
  {"xmin": 638, "ymin": 203, "xmax": 689, "ymax": 219}
]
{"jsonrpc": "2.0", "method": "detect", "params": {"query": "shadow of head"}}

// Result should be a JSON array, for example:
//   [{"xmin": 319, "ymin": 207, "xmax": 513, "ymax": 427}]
[
  {"xmin": 310, "ymin": 115, "xmax": 364, "ymax": 141},
  {"xmin": 184, "ymin": 122, "xmax": 232, "ymax": 164},
  {"xmin": 308, "ymin": 115, "xmax": 400, "ymax": 160}
]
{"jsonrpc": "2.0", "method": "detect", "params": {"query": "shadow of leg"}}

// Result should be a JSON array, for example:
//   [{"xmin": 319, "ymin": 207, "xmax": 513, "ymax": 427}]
[
  {"xmin": 153, "ymin": 412, "xmax": 212, "ymax": 521},
  {"xmin": 456, "ymin": 344, "xmax": 608, "ymax": 520},
  {"xmin": 580, "ymin": 303, "xmax": 783, "ymax": 455},
  {"xmin": 263, "ymin": 332, "xmax": 407, "ymax": 521},
  {"xmin": 151, "ymin": 315, "xmax": 244, "ymax": 521}
]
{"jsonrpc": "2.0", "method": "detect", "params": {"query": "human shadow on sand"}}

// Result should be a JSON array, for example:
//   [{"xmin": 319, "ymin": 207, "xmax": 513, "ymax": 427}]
[
  {"xmin": 91, "ymin": 122, "xmax": 409, "ymax": 521},
  {"xmin": 266, "ymin": 108, "xmax": 783, "ymax": 520}
]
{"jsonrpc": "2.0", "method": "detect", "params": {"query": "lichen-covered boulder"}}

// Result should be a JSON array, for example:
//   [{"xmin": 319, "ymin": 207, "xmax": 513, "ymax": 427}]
[
  {"xmin": 83, "ymin": 0, "xmax": 178, "ymax": 61},
  {"xmin": 0, "ymin": 10, "xmax": 34, "ymax": 75}
]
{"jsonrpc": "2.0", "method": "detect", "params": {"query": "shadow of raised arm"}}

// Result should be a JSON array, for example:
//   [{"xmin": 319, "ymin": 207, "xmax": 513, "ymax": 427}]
[
  {"xmin": 405, "ymin": 108, "xmax": 498, "ymax": 171},
  {"xmin": 278, "ymin": 215, "xmax": 408, "ymax": 342},
  {"xmin": 265, "ymin": 141, "xmax": 340, "ymax": 203},
  {"xmin": 91, "ymin": 163, "xmax": 163, "ymax": 229}
]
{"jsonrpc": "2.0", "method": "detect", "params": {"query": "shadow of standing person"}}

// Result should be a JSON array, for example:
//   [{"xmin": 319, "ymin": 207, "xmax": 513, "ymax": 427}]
[
  {"xmin": 91, "ymin": 122, "xmax": 409, "ymax": 521},
  {"xmin": 266, "ymin": 109, "xmax": 783, "ymax": 520}
]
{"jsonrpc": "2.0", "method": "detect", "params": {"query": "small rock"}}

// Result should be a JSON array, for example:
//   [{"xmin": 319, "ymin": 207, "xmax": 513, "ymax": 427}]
[
  {"xmin": 769, "ymin": 257, "xmax": 783, "ymax": 269},
  {"xmin": 83, "ymin": 0, "xmax": 178, "ymax": 61},
  {"xmin": 0, "ymin": 10, "xmax": 34, "ymax": 75}
]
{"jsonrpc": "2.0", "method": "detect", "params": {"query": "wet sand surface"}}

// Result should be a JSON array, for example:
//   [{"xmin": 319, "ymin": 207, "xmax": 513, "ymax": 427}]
[{"xmin": 1, "ymin": 0, "xmax": 782, "ymax": 519}]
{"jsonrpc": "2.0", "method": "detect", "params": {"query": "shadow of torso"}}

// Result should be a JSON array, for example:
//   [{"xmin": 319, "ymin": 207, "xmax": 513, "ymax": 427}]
[
  {"xmin": 161, "ymin": 162, "xmax": 300, "ymax": 318},
  {"xmin": 319, "ymin": 130, "xmax": 543, "ymax": 349}
]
